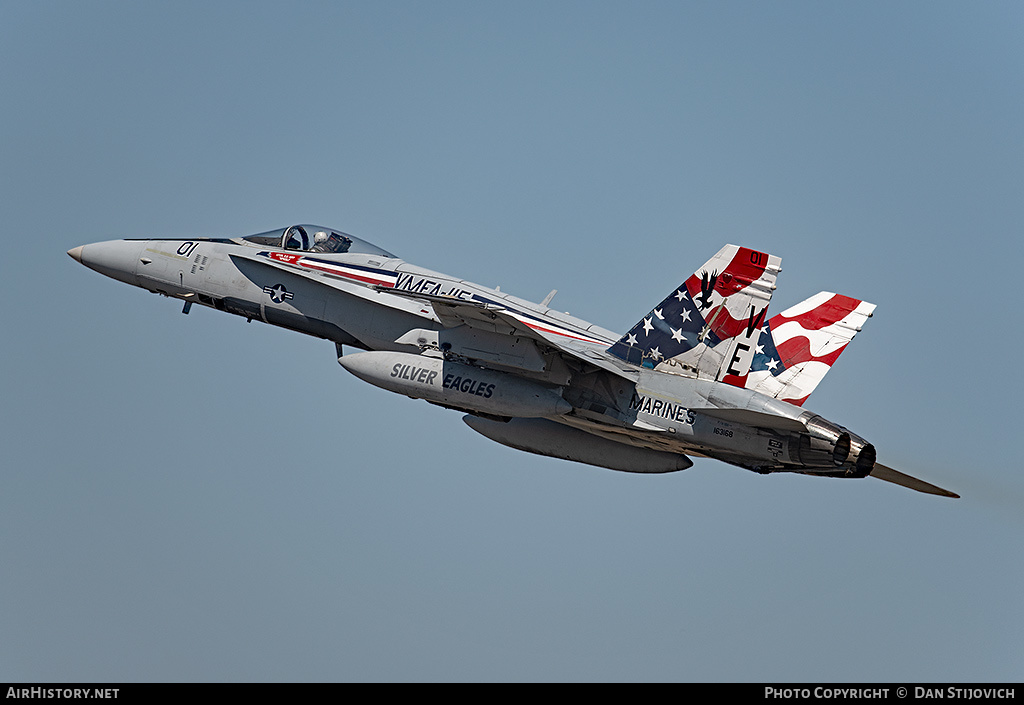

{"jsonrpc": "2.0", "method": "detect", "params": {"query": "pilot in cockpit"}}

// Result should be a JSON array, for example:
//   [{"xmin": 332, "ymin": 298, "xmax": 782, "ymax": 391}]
[
  {"xmin": 276, "ymin": 224, "xmax": 353, "ymax": 254},
  {"xmin": 310, "ymin": 230, "xmax": 352, "ymax": 254}
]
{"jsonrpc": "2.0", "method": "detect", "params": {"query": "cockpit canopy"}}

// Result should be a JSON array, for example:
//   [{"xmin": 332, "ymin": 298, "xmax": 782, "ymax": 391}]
[{"xmin": 242, "ymin": 225, "xmax": 395, "ymax": 258}]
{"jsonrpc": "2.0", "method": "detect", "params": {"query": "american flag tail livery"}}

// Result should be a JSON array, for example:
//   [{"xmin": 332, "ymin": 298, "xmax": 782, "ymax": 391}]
[
  {"xmin": 607, "ymin": 244, "xmax": 782, "ymax": 381},
  {"xmin": 738, "ymin": 292, "xmax": 876, "ymax": 406}
]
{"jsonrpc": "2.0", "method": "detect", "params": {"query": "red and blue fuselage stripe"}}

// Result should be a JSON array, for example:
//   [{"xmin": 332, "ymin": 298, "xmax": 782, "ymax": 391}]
[{"xmin": 259, "ymin": 251, "xmax": 608, "ymax": 345}]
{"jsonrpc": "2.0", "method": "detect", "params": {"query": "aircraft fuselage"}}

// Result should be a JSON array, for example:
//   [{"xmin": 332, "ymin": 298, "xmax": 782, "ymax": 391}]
[{"xmin": 68, "ymin": 225, "xmax": 957, "ymax": 497}]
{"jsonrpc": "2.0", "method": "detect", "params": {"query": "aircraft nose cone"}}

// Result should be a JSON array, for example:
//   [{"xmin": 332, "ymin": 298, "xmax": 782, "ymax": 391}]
[{"xmin": 67, "ymin": 240, "xmax": 143, "ymax": 287}]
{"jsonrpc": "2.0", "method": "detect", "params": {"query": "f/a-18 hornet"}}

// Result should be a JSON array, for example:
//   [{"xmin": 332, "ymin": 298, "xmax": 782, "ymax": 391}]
[{"xmin": 69, "ymin": 224, "xmax": 957, "ymax": 497}]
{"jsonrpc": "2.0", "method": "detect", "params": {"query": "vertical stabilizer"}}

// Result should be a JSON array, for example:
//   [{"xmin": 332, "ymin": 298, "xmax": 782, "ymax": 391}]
[
  {"xmin": 607, "ymin": 245, "xmax": 781, "ymax": 380},
  {"xmin": 740, "ymin": 292, "xmax": 875, "ymax": 405}
]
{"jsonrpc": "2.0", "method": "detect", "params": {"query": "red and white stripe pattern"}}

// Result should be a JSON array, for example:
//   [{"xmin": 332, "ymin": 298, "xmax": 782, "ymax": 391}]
[
  {"xmin": 744, "ymin": 292, "xmax": 875, "ymax": 406},
  {"xmin": 503, "ymin": 310, "xmax": 608, "ymax": 346},
  {"xmin": 263, "ymin": 251, "xmax": 607, "ymax": 346},
  {"xmin": 265, "ymin": 251, "xmax": 399, "ymax": 288}
]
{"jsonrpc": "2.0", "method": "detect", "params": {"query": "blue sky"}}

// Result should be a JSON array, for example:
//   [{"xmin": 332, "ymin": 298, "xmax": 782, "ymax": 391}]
[{"xmin": 2, "ymin": 1, "xmax": 1022, "ymax": 681}]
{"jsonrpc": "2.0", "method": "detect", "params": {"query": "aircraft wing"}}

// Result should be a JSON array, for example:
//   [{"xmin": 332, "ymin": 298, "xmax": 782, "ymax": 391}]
[
  {"xmin": 380, "ymin": 286, "xmax": 639, "ymax": 379},
  {"xmin": 869, "ymin": 463, "xmax": 960, "ymax": 498},
  {"xmin": 380, "ymin": 286, "xmax": 533, "ymax": 336},
  {"xmin": 229, "ymin": 252, "xmax": 627, "ymax": 375}
]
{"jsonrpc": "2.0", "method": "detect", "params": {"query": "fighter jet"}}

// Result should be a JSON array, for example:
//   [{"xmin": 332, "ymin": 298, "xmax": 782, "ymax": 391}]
[{"xmin": 68, "ymin": 224, "xmax": 957, "ymax": 498}]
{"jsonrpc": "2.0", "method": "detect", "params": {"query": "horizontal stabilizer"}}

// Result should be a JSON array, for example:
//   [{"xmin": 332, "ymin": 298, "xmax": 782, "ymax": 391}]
[{"xmin": 869, "ymin": 463, "xmax": 959, "ymax": 498}]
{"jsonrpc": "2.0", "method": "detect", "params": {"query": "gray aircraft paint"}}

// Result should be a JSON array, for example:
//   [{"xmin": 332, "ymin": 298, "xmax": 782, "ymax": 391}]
[{"xmin": 68, "ymin": 225, "xmax": 957, "ymax": 498}]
